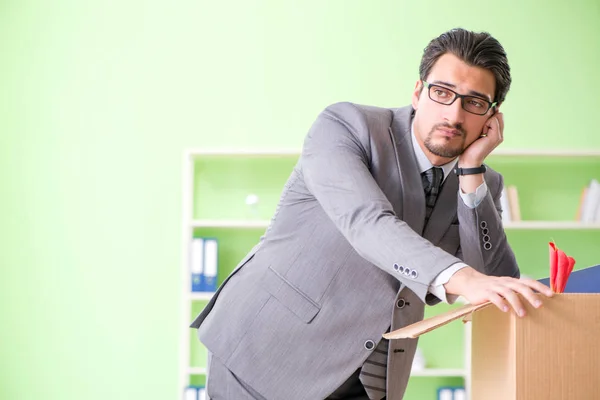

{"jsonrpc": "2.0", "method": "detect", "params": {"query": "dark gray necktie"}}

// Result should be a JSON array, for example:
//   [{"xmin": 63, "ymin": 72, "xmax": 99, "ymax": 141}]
[{"xmin": 421, "ymin": 167, "xmax": 444, "ymax": 225}]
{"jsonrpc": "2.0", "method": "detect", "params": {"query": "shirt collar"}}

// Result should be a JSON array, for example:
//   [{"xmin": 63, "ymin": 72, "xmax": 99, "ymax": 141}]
[{"xmin": 410, "ymin": 119, "xmax": 458, "ymax": 182}]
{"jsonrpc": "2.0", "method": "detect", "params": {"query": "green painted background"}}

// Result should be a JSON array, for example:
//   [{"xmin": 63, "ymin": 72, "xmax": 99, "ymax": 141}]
[{"xmin": 2, "ymin": 1, "xmax": 600, "ymax": 399}]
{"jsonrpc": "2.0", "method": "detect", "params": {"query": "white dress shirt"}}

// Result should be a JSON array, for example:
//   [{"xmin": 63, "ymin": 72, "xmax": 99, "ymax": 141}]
[{"xmin": 410, "ymin": 123, "xmax": 488, "ymax": 303}]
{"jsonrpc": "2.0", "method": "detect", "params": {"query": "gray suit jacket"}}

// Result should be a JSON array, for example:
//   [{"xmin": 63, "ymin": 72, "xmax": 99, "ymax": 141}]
[{"xmin": 190, "ymin": 103, "xmax": 519, "ymax": 400}]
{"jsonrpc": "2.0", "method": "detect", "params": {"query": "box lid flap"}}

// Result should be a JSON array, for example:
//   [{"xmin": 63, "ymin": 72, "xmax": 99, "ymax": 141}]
[{"xmin": 383, "ymin": 301, "xmax": 492, "ymax": 339}]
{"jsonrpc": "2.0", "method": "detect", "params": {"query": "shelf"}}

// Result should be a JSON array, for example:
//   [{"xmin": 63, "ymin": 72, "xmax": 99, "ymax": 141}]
[
  {"xmin": 185, "ymin": 148, "xmax": 600, "ymax": 158},
  {"xmin": 189, "ymin": 220, "xmax": 600, "ymax": 230},
  {"xmin": 189, "ymin": 366, "xmax": 464, "ymax": 378},
  {"xmin": 410, "ymin": 368, "xmax": 466, "ymax": 377},
  {"xmin": 504, "ymin": 221, "xmax": 600, "ymax": 230},
  {"xmin": 187, "ymin": 367, "xmax": 207, "ymax": 375},
  {"xmin": 190, "ymin": 292, "xmax": 215, "ymax": 301},
  {"xmin": 490, "ymin": 149, "xmax": 600, "ymax": 157},
  {"xmin": 182, "ymin": 147, "xmax": 599, "ymax": 398},
  {"xmin": 191, "ymin": 219, "xmax": 270, "ymax": 229},
  {"xmin": 186, "ymin": 149, "xmax": 300, "ymax": 158}
]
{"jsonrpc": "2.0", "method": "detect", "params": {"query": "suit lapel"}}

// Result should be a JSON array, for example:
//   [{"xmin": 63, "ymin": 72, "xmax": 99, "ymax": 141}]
[
  {"xmin": 422, "ymin": 172, "xmax": 458, "ymax": 243},
  {"xmin": 389, "ymin": 107, "xmax": 425, "ymax": 236},
  {"xmin": 389, "ymin": 106, "xmax": 458, "ymax": 241}
]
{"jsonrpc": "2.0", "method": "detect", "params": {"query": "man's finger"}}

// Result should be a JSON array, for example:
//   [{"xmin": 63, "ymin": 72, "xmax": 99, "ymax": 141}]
[
  {"xmin": 494, "ymin": 117, "xmax": 502, "ymax": 141},
  {"xmin": 520, "ymin": 278, "xmax": 554, "ymax": 297},
  {"xmin": 487, "ymin": 291, "xmax": 509, "ymax": 313},
  {"xmin": 496, "ymin": 286, "xmax": 526, "ymax": 317},
  {"xmin": 497, "ymin": 112, "xmax": 504, "ymax": 132},
  {"xmin": 508, "ymin": 282, "xmax": 543, "ymax": 309}
]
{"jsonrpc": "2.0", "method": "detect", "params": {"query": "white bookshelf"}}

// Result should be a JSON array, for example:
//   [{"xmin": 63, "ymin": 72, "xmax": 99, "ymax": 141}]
[
  {"xmin": 410, "ymin": 368, "xmax": 466, "ymax": 377},
  {"xmin": 192, "ymin": 219, "xmax": 600, "ymax": 231},
  {"xmin": 409, "ymin": 321, "xmax": 472, "ymax": 397},
  {"xmin": 179, "ymin": 148, "xmax": 598, "ymax": 399},
  {"xmin": 504, "ymin": 221, "xmax": 600, "ymax": 230},
  {"xmin": 190, "ymin": 219, "xmax": 271, "ymax": 229},
  {"xmin": 189, "ymin": 292, "xmax": 214, "ymax": 301},
  {"xmin": 490, "ymin": 149, "xmax": 600, "ymax": 157},
  {"xmin": 187, "ymin": 367, "xmax": 207, "ymax": 375},
  {"xmin": 186, "ymin": 148, "xmax": 300, "ymax": 158},
  {"xmin": 179, "ymin": 149, "xmax": 300, "ymax": 397}
]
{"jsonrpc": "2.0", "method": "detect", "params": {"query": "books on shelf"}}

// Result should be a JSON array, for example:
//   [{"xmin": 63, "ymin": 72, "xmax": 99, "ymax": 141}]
[
  {"xmin": 190, "ymin": 238, "xmax": 204, "ymax": 292},
  {"xmin": 190, "ymin": 237, "xmax": 218, "ymax": 293},
  {"xmin": 183, "ymin": 386, "xmax": 206, "ymax": 400},
  {"xmin": 500, "ymin": 181, "xmax": 600, "ymax": 227},
  {"xmin": 499, "ymin": 186, "xmax": 511, "ymax": 223},
  {"xmin": 578, "ymin": 179, "xmax": 600, "ymax": 223},
  {"xmin": 437, "ymin": 387, "xmax": 465, "ymax": 400},
  {"xmin": 500, "ymin": 185, "xmax": 521, "ymax": 223},
  {"xmin": 506, "ymin": 186, "xmax": 521, "ymax": 222},
  {"xmin": 204, "ymin": 239, "xmax": 218, "ymax": 292}
]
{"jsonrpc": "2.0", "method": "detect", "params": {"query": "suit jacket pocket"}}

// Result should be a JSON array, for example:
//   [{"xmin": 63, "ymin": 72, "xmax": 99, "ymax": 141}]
[
  {"xmin": 437, "ymin": 223, "xmax": 460, "ymax": 256},
  {"xmin": 262, "ymin": 266, "xmax": 321, "ymax": 323}
]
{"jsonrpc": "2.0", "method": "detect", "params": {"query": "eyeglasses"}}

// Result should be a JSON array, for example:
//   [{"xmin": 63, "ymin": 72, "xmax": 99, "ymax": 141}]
[{"xmin": 422, "ymin": 81, "xmax": 497, "ymax": 116}]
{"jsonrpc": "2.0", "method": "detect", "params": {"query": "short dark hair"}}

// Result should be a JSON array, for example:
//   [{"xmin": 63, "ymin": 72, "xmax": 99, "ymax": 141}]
[{"xmin": 419, "ymin": 28, "xmax": 512, "ymax": 105}]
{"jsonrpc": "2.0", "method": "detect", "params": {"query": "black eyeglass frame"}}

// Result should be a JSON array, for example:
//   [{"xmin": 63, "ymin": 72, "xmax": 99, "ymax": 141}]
[{"xmin": 422, "ymin": 80, "xmax": 497, "ymax": 116}]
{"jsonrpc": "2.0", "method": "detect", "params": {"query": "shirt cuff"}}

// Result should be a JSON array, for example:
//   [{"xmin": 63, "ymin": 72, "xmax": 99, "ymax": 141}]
[
  {"xmin": 428, "ymin": 262, "xmax": 468, "ymax": 304},
  {"xmin": 459, "ymin": 181, "xmax": 488, "ymax": 209}
]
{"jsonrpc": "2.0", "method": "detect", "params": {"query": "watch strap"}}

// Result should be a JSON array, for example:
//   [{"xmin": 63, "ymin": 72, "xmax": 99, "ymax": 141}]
[{"xmin": 454, "ymin": 165, "xmax": 487, "ymax": 176}]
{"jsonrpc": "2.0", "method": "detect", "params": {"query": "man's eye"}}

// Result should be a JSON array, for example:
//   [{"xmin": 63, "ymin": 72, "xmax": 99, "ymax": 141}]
[
  {"xmin": 468, "ymin": 99, "xmax": 485, "ymax": 108},
  {"xmin": 434, "ymin": 89, "xmax": 449, "ymax": 97}
]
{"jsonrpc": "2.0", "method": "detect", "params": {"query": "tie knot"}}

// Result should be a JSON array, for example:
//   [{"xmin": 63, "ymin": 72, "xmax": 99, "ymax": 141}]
[{"xmin": 422, "ymin": 167, "xmax": 443, "ymax": 191}]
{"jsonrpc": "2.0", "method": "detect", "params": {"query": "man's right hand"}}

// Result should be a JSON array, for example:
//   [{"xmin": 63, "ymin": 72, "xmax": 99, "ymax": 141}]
[{"xmin": 444, "ymin": 266, "xmax": 554, "ymax": 317}]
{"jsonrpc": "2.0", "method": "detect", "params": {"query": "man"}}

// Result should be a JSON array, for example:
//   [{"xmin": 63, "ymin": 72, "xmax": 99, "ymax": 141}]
[{"xmin": 190, "ymin": 28, "xmax": 553, "ymax": 400}]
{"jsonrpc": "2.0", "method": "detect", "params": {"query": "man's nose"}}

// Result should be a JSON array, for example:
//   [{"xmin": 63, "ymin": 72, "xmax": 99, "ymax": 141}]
[{"xmin": 443, "ymin": 97, "xmax": 466, "ymax": 125}]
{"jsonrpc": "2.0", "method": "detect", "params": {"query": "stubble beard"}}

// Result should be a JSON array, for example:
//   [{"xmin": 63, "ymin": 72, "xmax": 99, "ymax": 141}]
[{"xmin": 423, "ymin": 124, "xmax": 467, "ymax": 159}]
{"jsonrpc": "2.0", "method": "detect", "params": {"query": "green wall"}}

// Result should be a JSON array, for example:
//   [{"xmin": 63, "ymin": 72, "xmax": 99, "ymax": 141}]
[{"xmin": 2, "ymin": 1, "xmax": 599, "ymax": 399}]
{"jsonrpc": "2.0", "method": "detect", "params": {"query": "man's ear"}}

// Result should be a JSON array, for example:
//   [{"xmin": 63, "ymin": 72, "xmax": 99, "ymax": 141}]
[{"xmin": 412, "ymin": 80, "xmax": 423, "ymax": 110}]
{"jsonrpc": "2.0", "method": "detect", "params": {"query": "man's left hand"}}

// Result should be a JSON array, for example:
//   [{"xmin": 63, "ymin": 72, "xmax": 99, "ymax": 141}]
[{"xmin": 460, "ymin": 111, "xmax": 504, "ymax": 167}]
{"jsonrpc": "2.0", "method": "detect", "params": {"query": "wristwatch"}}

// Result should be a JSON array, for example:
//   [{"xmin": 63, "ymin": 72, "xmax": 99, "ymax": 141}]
[{"xmin": 454, "ymin": 165, "xmax": 487, "ymax": 176}]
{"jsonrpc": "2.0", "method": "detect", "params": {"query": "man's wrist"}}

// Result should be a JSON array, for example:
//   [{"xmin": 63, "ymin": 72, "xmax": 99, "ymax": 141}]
[
  {"xmin": 457, "ymin": 157, "xmax": 484, "ymax": 168},
  {"xmin": 455, "ymin": 165, "xmax": 487, "ymax": 176},
  {"xmin": 444, "ymin": 266, "xmax": 476, "ymax": 295}
]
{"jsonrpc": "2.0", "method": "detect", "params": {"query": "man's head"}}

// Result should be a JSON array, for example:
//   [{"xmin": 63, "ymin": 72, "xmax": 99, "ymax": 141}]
[{"xmin": 411, "ymin": 28, "xmax": 511, "ymax": 164}]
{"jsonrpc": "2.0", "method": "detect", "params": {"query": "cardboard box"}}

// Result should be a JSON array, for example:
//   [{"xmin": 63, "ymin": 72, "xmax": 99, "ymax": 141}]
[{"xmin": 385, "ymin": 265, "xmax": 600, "ymax": 400}]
